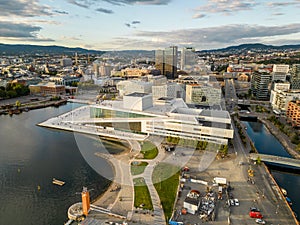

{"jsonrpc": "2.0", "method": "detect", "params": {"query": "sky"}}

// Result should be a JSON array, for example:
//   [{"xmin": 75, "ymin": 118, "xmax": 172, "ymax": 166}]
[{"xmin": 0, "ymin": 0, "xmax": 300, "ymax": 51}]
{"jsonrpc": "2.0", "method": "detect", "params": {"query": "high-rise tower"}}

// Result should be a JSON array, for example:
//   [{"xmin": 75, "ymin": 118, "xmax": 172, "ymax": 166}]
[
  {"xmin": 181, "ymin": 47, "xmax": 196, "ymax": 71},
  {"xmin": 155, "ymin": 46, "xmax": 178, "ymax": 79}
]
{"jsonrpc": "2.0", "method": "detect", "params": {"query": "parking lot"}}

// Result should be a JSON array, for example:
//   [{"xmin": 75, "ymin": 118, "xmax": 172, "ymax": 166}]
[{"xmin": 170, "ymin": 149, "xmax": 297, "ymax": 225}]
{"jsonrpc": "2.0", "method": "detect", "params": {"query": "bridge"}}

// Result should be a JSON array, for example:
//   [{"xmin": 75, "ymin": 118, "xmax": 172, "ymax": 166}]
[{"xmin": 250, "ymin": 153, "xmax": 300, "ymax": 169}]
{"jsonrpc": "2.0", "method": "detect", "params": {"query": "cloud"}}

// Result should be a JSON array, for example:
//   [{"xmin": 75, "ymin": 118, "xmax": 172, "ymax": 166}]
[
  {"xmin": 53, "ymin": 9, "xmax": 69, "ymax": 15},
  {"xmin": 193, "ymin": 13, "xmax": 206, "ymax": 19},
  {"xmin": 105, "ymin": 23, "xmax": 300, "ymax": 50},
  {"xmin": 67, "ymin": 0, "xmax": 90, "ymax": 8},
  {"xmin": 102, "ymin": 0, "xmax": 171, "ymax": 5},
  {"xmin": 124, "ymin": 21, "xmax": 141, "ymax": 28},
  {"xmin": 0, "ymin": 21, "xmax": 42, "ymax": 38},
  {"xmin": 132, "ymin": 21, "xmax": 141, "ymax": 24},
  {"xmin": 67, "ymin": 0, "xmax": 171, "ymax": 7},
  {"xmin": 271, "ymin": 12, "xmax": 285, "ymax": 16},
  {"xmin": 194, "ymin": 0, "xmax": 258, "ymax": 15},
  {"xmin": 96, "ymin": 8, "xmax": 114, "ymax": 13},
  {"xmin": 0, "ymin": 0, "xmax": 53, "ymax": 17},
  {"xmin": 267, "ymin": 1, "xmax": 300, "ymax": 7}
]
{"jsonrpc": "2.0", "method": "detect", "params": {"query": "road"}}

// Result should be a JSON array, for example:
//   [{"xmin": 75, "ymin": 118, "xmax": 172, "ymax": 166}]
[{"xmin": 230, "ymin": 119, "xmax": 297, "ymax": 225}]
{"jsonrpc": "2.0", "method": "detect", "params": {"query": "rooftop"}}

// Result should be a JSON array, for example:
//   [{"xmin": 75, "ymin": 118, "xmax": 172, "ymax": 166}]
[{"xmin": 125, "ymin": 92, "xmax": 150, "ymax": 97}]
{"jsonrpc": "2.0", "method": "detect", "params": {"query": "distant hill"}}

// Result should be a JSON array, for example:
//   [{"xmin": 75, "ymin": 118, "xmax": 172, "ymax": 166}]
[
  {"xmin": 0, "ymin": 43, "xmax": 105, "ymax": 55},
  {"xmin": 198, "ymin": 43, "xmax": 300, "ymax": 54}
]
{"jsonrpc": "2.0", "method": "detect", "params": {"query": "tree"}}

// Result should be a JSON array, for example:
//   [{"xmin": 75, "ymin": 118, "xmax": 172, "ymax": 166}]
[
  {"xmin": 197, "ymin": 141, "xmax": 208, "ymax": 150},
  {"xmin": 15, "ymin": 100, "xmax": 21, "ymax": 108},
  {"xmin": 6, "ymin": 90, "xmax": 17, "ymax": 98},
  {"xmin": 219, "ymin": 145, "xmax": 228, "ymax": 155},
  {"xmin": 0, "ymin": 89, "xmax": 6, "ymax": 98},
  {"xmin": 256, "ymin": 156, "xmax": 261, "ymax": 165}
]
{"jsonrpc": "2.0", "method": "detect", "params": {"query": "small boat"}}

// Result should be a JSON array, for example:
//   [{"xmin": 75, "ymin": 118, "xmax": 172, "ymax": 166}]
[
  {"xmin": 52, "ymin": 178, "xmax": 65, "ymax": 186},
  {"xmin": 286, "ymin": 197, "xmax": 292, "ymax": 206},
  {"xmin": 281, "ymin": 188, "xmax": 287, "ymax": 196}
]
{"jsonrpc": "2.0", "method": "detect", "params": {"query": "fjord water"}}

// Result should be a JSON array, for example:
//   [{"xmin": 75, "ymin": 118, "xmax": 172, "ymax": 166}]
[
  {"xmin": 243, "ymin": 121, "xmax": 300, "ymax": 220},
  {"xmin": 0, "ymin": 103, "xmax": 111, "ymax": 225}
]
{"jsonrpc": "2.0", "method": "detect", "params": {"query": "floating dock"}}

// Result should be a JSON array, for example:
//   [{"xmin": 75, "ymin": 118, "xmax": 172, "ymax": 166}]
[{"xmin": 52, "ymin": 178, "xmax": 65, "ymax": 186}]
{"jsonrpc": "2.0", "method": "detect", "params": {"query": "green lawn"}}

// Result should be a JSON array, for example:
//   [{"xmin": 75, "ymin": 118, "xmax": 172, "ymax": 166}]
[
  {"xmin": 133, "ymin": 177, "xmax": 153, "ymax": 210},
  {"xmin": 152, "ymin": 163, "xmax": 180, "ymax": 221},
  {"xmin": 131, "ymin": 161, "xmax": 148, "ymax": 176},
  {"xmin": 141, "ymin": 141, "xmax": 158, "ymax": 159}
]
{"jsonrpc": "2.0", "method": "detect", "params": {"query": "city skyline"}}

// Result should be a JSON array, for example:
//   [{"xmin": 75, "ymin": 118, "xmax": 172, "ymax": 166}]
[{"xmin": 1, "ymin": 0, "xmax": 300, "ymax": 51}]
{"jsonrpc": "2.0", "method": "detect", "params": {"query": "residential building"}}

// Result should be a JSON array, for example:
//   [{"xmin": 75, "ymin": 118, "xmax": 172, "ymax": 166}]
[
  {"xmin": 120, "ymin": 68, "xmax": 151, "ymax": 78},
  {"xmin": 286, "ymin": 100, "xmax": 300, "ymax": 127},
  {"xmin": 273, "ymin": 64, "xmax": 289, "ymax": 74},
  {"xmin": 270, "ymin": 89, "xmax": 300, "ymax": 114},
  {"xmin": 273, "ymin": 82, "xmax": 290, "ymax": 92},
  {"xmin": 290, "ymin": 64, "xmax": 300, "ymax": 90},
  {"xmin": 60, "ymin": 58, "xmax": 73, "ymax": 67},
  {"xmin": 251, "ymin": 72, "xmax": 271, "ymax": 100},
  {"xmin": 272, "ymin": 64, "xmax": 289, "ymax": 82}
]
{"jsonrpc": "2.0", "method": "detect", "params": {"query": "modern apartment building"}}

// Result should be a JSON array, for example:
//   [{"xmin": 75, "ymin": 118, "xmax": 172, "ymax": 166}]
[
  {"xmin": 273, "ymin": 64, "xmax": 289, "ymax": 74},
  {"xmin": 286, "ymin": 100, "xmax": 300, "ymax": 127},
  {"xmin": 251, "ymin": 72, "xmax": 271, "ymax": 100},
  {"xmin": 290, "ymin": 64, "xmax": 300, "ymax": 90},
  {"xmin": 270, "ymin": 90, "xmax": 300, "ymax": 113}
]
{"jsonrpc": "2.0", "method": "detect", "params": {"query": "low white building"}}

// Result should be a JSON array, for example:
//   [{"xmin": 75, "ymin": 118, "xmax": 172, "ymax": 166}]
[
  {"xmin": 152, "ymin": 82, "xmax": 183, "ymax": 101},
  {"xmin": 116, "ymin": 80, "xmax": 152, "ymax": 97},
  {"xmin": 88, "ymin": 93, "xmax": 233, "ymax": 145}
]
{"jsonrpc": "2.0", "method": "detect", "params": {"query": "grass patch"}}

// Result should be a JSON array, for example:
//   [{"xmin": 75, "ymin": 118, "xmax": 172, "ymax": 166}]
[
  {"xmin": 131, "ymin": 161, "xmax": 148, "ymax": 176},
  {"xmin": 141, "ymin": 141, "xmax": 158, "ymax": 159},
  {"xmin": 133, "ymin": 177, "xmax": 153, "ymax": 210},
  {"xmin": 152, "ymin": 163, "xmax": 180, "ymax": 221}
]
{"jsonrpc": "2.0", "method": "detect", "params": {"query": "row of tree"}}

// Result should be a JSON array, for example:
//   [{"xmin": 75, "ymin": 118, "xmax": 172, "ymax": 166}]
[
  {"xmin": 0, "ymin": 83, "xmax": 30, "ymax": 99},
  {"xmin": 165, "ymin": 136, "xmax": 228, "ymax": 155}
]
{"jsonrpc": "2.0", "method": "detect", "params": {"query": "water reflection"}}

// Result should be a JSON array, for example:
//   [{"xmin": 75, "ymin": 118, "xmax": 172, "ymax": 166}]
[
  {"xmin": 243, "ymin": 121, "xmax": 299, "ymax": 220},
  {"xmin": 0, "ymin": 103, "xmax": 111, "ymax": 225}
]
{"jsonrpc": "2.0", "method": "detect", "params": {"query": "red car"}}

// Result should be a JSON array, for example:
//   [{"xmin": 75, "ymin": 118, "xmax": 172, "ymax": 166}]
[{"xmin": 249, "ymin": 211, "xmax": 263, "ymax": 218}]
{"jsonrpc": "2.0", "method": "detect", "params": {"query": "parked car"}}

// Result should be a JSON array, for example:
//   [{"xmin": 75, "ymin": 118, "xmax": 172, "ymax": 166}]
[
  {"xmin": 250, "ymin": 207, "xmax": 260, "ymax": 212},
  {"xmin": 234, "ymin": 198, "xmax": 239, "ymax": 206},
  {"xmin": 249, "ymin": 211, "xmax": 263, "ymax": 219},
  {"xmin": 255, "ymin": 218, "xmax": 266, "ymax": 224}
]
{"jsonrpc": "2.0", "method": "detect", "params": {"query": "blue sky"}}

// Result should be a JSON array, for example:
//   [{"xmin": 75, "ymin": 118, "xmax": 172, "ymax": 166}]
[{"xmin": 0, "ymin": 0, "xmax": 300, "ymax": 50}]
